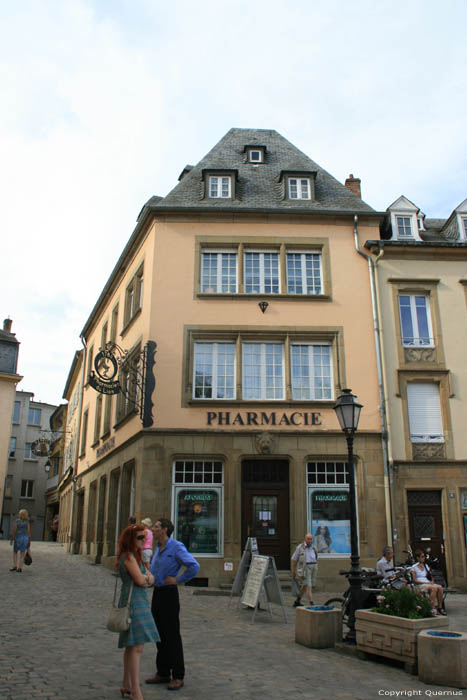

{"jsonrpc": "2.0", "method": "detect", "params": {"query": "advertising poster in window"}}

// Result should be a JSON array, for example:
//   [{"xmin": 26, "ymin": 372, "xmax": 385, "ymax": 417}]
[
  {"xmin": 309, "ymin": 488, "xmax": 350, "ymax": 556},
  {"xmin": 175, "ymin": 488, "xmax": 220, "ymax": 555}
]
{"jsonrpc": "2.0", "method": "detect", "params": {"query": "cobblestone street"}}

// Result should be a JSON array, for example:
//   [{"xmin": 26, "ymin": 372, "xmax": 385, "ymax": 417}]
[{"xmin": 1, "ymin": 541, "xmax": 466, "ymax": 700}]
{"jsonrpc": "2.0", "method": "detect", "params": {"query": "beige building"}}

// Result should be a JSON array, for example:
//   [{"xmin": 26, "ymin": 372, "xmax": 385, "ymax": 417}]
[
  {"xmin": 64, "ymin": 129, "xmax": 388, "ymax": 588},
  {"xmin": 0, "ymin": 318, "xmax": 22, "ymax": 528},
  {"xmin": 365, "ymin": 195, "xmax": 467, "ymax": 589}
]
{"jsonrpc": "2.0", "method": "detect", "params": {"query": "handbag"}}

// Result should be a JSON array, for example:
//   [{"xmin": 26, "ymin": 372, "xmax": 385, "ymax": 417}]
[
  {"xmin": 24, "ymin": 550, "xmax": 32, "ymax": 566},
  {"xmin": 107, "ymin": 576, "xmax": 134, "ymax": 633}
]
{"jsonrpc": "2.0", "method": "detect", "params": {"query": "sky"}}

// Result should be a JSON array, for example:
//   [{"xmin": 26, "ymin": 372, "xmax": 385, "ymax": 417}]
[{"xmin": 1, "ymin": 0, "xmax": 466, "ymax": 407}]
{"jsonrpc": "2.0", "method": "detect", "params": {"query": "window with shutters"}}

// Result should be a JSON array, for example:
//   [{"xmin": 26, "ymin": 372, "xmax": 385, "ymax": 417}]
[{"xmin": 407, "ymin": 383, "xmax": 444, "ymax": 443}]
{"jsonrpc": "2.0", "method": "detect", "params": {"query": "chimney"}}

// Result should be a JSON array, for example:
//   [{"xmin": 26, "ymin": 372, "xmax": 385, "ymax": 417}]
[
  {"xmin": 345, "ymin": 174, "xmax": 361, "ymax": 198},
  {"xmin": 3, "ymin": 318, "xmax": 12, "ymax": 333}
]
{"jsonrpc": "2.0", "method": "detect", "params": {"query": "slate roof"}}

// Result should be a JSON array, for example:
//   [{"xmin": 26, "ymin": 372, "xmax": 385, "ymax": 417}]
[{"xmin": 152, "ymin": 128, "xmax": 376, "ymax": 215}]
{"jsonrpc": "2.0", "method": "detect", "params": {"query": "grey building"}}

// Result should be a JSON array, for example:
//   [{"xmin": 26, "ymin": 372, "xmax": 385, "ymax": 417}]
[{"xmin": 2, "ymin": 391, "xmax": 57, "ymax": 540}]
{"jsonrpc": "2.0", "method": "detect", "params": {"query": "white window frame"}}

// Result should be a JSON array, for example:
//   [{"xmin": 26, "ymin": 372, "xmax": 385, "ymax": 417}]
[
  {"xmin": 407, "ymin": 382, "xmax": 444, "ymax": 443},
  {"xmin": 201, "ymin": 250, "xmax": 238, "ymax": 293},
  {"xmin": 398, "ymin": 294, "xmax": 434, "ymax": 347},
  {"xmin": 209, "ymin": 176, "xmax": 231, "ymax": 199},
  {"xmin": 396, "ymin": 215, "xmax": 414, "ymax": 239},
  {"xmin": 244, "ymin": 250, "xmax": 280, "ymax": 294},
  {"xmin": 248, "ymin": 149, "xmax": 262, "ymax": 163},
  {"xmin": 290, "ymin": 343, "xmax": 333, "ymax": 400},
  {"xmin": 306, "ymin": 462, "xmax": 354, "ymax": 559},
  {"xmin": 242, "ymin": 342, "xmax": 285, "ymax": 400},
  {"xmin": 193, "ymin": 342, "xmax": 236, "ymax": 400},
  {"xmin": 24, "ymin": 443, "xmax": 36, "ymax": 460},
  {"xmin": 288, "ymin": 177, "xmax": 311, "ymax": 200},
  {"xmin": 286, "ymin": 250, "xmax": 322, "ymax": 295},
  {"xmin": 172, "ymin": 460, "xmax": 224, "ymax": 558}
]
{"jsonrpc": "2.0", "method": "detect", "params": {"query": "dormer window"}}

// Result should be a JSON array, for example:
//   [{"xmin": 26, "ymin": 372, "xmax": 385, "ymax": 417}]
[
  {"xmin": 243, "ymin": 145, "xmax": 266, "ymax": 164},
  {"xmin": 463, "ymin": 217, "xmax": 467, "ymax": 239},
  {"xmin": 248, "ymin": 150, "xmax": 262, "ymax": 163},
  {"xmin": 289, "ymin": 178, "xmax": 311, "ymax": 200},
  {"xmin": 209, "ymin": 176, "xmax": 231, "ymax": 198},
  {"xmin": 280, "ymin": 170, "xmax": 316, "ymax": 202},
  {"xmin": 397, "ymin": 216, "xmax": 413, "ymax": 238},
  {"xmin": 202, "ymin": 169, "xmax": 237, "ymax": 200}
]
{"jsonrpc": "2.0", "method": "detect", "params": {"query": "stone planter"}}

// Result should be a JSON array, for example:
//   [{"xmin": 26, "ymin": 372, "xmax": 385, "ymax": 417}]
[
  {"xmin": 418, "ymin": 630, "xmax": 467, "ymax": 688},
  {"xmin": 355, "ymin": 609, "xmax": 449, "ymax": 673},
  {"xmin": 295, "ymin": 605, "xmax": 342, "ymax": 649}
]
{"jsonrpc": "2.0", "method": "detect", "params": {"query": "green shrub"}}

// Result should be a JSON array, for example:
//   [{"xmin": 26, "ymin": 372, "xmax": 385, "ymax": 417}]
[{"xmin": 373, "ymin": 587, "xmax": 434, "ymax": 619}]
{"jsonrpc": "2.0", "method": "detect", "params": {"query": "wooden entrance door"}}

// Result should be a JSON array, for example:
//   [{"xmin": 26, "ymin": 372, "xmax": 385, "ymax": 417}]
[
  {"xmin": 407, "ymin": 490, "xmax": 446, "ymax": 580},
  {"xmin": 242, "ymin": 460, "xmax": 290, "ymax": 569}
]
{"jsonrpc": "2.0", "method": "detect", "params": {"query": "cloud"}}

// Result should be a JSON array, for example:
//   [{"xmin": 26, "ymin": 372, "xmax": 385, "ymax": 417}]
[{"xmin": 1, "ymin": 0, "xmax": 466, "ymax": 402}]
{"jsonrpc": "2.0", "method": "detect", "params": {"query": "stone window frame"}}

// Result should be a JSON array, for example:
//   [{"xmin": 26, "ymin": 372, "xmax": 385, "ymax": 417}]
[
  {"xmin": 389, "ymin": 278, "xmax": 445, "ymax": 368},
  {"xmin": 397, "ymin": 370, "xmax": 453, "ymax": 460},
  {"xmin": 194, "ymin": 235, "xmax": 332, "ymax": 301},
  {"xmin": 121, "ymin": 261, "xmax": 144, "ymax": 337},
  {"xmin": 182, "ymin": 324, "xmax": 345, "ymax": 407}
]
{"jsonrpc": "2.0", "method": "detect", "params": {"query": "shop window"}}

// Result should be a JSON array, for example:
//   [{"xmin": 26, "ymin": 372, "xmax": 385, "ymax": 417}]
[
  {"xmin": 307, "ymin": 461, "xmax": 350, "ymax": 557},
  {"xmin": 173, "ymin": 460, "xmax": 223, "ymax": 556},
  {"xmin": 398, "ymin": 294, "xmax": 433, "ymax": 346},
  {"xmin": 407, "ymin": 382, "xmax": 444, "ymax": 443}
]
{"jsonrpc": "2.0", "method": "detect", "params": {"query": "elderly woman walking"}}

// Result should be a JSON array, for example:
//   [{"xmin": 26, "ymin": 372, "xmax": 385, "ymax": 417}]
[{"xmin": 10, "ymin": 509, "xmax": 31, "ymax": 572}]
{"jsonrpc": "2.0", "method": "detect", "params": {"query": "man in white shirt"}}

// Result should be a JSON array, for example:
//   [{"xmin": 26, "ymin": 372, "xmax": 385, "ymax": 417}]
[
  {"xmin": 291, "ymin": 533, "xmax": 318, "ymax": 607},
  {"xmin": 376, "ymin": 546, "xmax": 394, "ymax": 579}
]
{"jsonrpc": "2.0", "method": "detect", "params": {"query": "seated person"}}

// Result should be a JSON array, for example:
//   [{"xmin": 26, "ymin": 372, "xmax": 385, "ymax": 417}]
[
  {"xmin": 411, "ymin": 549, "xmax": 446, "ymax": 615},
  {"xmin": 376, "ymin": 546, "xmax": 394, "ymax": 579}
]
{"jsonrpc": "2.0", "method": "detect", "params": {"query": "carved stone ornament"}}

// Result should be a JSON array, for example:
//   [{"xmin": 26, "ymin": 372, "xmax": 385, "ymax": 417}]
[
  {"xmin": 404, "ymin": 347, "xmax": 436, "ymax": 363},
  {"xmin": 255, "ymin": 431, "xmax": 276, "ymax": 455},
  {"xmin": 412, "ymin": 443, "xmax": 446, "ymax": 460}
]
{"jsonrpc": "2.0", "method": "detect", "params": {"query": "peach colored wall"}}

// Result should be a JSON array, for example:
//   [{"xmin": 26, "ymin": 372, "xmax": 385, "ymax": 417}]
[
  {"xmin": 77, "ymin": 224, "xmax": 156, "ymax": 472},
  {"xmin": 149, "ymin": 218, "xmax": 381, "ymax": 433}
]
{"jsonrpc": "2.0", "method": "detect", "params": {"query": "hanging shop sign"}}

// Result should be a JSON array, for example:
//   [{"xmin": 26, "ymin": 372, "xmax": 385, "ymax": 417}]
[
  {"xmin": 89, "ymin": 346, "xmax": 121, "ymax": 395},
  {"xmin": 31, "ymin": 438, "xmax": 52, "ymax": 456},
  {"xmin": 206, "ymin": 410, "xmax": 322, "ymax": 427}
]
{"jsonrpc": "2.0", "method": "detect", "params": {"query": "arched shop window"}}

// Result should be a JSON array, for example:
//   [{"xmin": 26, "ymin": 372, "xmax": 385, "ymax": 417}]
[
  {"xmin": 172, "ymin": 460, "xmax": 223, "ymax": 557},
  {"xmin": 307, "ymin": 461, "xmax": 350, "ymax": 558}
]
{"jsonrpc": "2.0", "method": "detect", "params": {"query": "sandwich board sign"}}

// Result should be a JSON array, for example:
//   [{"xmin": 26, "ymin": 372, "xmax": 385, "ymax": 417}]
[
  {"xmin": 230, "ymin": 537, "xmax": 259, "ymax": 598},
  {"xmin": 241, "ymin": 554, "xmax": 287, "ymax": 624}
]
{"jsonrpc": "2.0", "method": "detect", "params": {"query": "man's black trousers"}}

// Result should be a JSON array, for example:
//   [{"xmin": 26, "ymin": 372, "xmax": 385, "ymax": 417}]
[{"xmin": 151, "ymin": 585, "xmax": 185, "ymax": 680}]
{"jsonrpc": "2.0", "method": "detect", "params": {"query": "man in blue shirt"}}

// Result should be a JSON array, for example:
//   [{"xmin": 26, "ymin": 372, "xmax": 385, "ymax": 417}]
[{"xmin": 145, "ymin": 518, "xmax": 200, "ymax": 691}]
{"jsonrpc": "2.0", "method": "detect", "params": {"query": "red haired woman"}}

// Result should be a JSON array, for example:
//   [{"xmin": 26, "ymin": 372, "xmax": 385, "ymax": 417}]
[{"xmin": 116, "ymin": 524, "xmax": 160, "ymax": 700}]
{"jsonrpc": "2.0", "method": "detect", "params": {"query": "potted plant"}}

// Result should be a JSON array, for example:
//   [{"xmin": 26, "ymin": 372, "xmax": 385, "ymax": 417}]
[{"xmin": 355, "ymin": 588, "xmax": 449, "ymax": 673}]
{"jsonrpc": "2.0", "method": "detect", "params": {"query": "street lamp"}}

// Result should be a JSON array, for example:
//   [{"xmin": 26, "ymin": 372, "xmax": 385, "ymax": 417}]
[{"xmin": 333, "ymin": 388, "xmax": 363, "ymax": 643}]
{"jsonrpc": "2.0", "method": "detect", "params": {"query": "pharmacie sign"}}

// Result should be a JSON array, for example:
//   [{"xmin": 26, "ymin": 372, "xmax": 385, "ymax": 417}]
[{"xmin": 206, "ymin": 410, "xmax": 322, "ymax": 427}]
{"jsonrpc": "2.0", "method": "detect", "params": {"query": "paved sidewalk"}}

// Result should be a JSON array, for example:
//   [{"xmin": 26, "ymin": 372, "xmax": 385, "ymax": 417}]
[{"xmin": 1, "ymin": 541, "xmax": 466, "ymax": 700}]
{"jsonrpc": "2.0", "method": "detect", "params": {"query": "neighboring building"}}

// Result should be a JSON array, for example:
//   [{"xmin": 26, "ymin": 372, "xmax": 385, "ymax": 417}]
[
  {"xmin": 3, "ymin": 391, "xmax": 57, "ymax": 540},
  {"xmin": 0, "ymin": 318, "xmax": 22, "ymax": 529},
  {"xmin": 58, "ymin": 350, "xmax": 83, "ymax": 546},
  {"xmin": 44, "ymin": 403, "xmax": 67, "ymax": 540},
  {"xmin": 365, "ymin": 196, "xmax": 467, "ymax": 589},
  {"xmin": 65, "ymin": 128, "xmax": 387, "ymax": 588}
]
